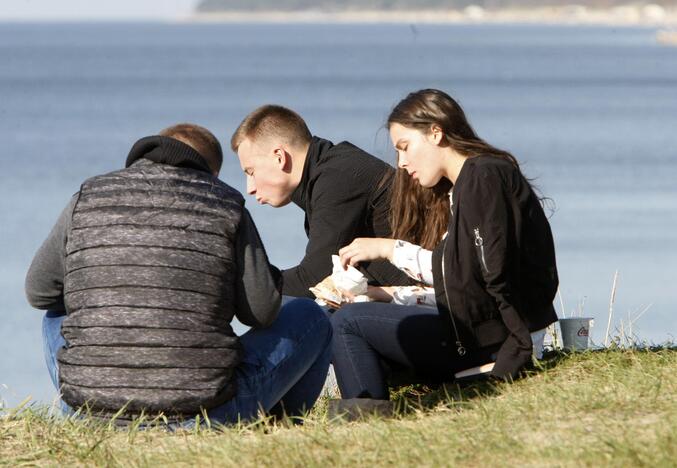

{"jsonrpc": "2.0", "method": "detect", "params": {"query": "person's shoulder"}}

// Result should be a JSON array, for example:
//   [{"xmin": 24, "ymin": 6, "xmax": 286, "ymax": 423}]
[
  {"xmin": 331, "ymin": 140, "xmax": 385, "ymax": 162},
  {"xmin": 316, "ymin": 145, "xmax": 392, "ymax": 187},
  {"xmin": 79, "ymin": 166, "xmax": 128, "ymax": 189},
  {"xmin": 83, "ymin": 165, "xmax": 245, "ymax": 206},
  {"xmin": 211, "ymin": 178, "xmax": 245, "ymax": 205},
  {"xmin": 332, "ymin": 140, "xmax": 370, "ymax": 156},
  {"xmin": 460, "ymin": 156, "xmax": 520, "ymax": 198},
  {"xmin": 320, "ymin": 140, "xmax": 392, "ymax": 175},
  {"xmin": 468, "ymin": 155, "xmax": 519, "ymax": 182},
  {"xmin": 471, "ymin": 155, "xmax": 515, "ymax": 171}
]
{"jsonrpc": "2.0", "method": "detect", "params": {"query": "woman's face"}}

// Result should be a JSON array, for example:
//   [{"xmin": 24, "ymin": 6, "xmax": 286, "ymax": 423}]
[{"xmin": 389, "ymin": 123, "xmax": 446, "ymax": 188}]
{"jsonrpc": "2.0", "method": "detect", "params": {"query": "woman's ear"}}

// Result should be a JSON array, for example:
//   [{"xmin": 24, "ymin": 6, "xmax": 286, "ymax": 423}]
[{"xmin": 429, "ymin": 124, "xmax": 445, "ymax": 146}]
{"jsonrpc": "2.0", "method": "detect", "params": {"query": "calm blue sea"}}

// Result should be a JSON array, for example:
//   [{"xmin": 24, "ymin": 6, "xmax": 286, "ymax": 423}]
[{"xmin": 1, "ymin": 22, "xmax": 676, "ymax": 408}]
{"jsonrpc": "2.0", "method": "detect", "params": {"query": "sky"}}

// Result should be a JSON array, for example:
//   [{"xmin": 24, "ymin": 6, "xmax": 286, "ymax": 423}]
[{"xmin": 0, "ymin": 0, "xmax": 199, "ymax": 20}]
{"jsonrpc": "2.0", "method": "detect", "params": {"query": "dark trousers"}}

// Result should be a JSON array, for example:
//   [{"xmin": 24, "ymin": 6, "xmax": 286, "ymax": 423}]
[{"xmin": 330, "ymin": 302, "xmax": 496, "ymax": 400}]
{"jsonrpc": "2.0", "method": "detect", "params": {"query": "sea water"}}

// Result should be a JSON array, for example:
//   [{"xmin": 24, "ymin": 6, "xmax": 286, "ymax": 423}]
[{"xmin": 1, "ymin": 22, "xmax": 676, "ymax": 407}]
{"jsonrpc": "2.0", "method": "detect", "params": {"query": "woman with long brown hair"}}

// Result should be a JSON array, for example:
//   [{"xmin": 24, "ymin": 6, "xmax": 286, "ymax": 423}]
[
  {"xmin": 330, "ymin": 89, "xmax": 559, "ymax": 411},
  {"xmin": 355, "ymin": 168, "xmax": 450, "ymax": 306}
]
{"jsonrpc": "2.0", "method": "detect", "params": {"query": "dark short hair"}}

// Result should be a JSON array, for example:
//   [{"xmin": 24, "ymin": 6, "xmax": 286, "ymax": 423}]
[
  {"xmin": 230, "ymin": 105, "xmax": 312, "ymax": 152},
  {"xmin": 160, "ymin": 123, "xmax": 223, "ymax": 174}
]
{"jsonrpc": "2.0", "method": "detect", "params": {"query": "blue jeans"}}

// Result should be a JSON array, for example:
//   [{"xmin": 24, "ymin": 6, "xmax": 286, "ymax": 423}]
[{"xmin": 43, "ymin": 298, "xmax": 332, "ymax": 425}]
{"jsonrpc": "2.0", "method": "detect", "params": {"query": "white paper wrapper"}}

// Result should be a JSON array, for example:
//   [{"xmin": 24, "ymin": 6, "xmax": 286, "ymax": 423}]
[
  {"xmin": 331, "ymin": 255, "xmax": 368, "ymax": 296},
  {"xmin": 308, "ymin": 256, "xmax": 371, "ymax": 307},
  {"xmin": 351, "ymin": 295, "xmax": 371, "ymax": 303}
]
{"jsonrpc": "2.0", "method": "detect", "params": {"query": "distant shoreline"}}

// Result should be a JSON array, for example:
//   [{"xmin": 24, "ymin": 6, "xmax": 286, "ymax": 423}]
[{"xmin": 186, "ymin": 7, "xmax": 677, "ymax": 26}]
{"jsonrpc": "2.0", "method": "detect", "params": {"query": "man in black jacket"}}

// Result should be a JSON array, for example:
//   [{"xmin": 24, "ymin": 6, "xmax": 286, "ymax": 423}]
[
  {"xmin": 26, "ymin": 123, "xmax": 332, "ymax": 424},
  {"xmin": 231, "ymin": 105, "xmax": 413, "ymax": 298}
]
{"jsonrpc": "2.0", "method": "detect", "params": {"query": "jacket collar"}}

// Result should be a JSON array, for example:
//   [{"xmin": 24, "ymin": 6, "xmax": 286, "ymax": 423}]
[
  {"xmin": 290, "ymin": 136, "xmax": 334, "ymax": 209},
  {"xmin": 125, "ymin": 135, "xmax": 212, "ymax": 174}
]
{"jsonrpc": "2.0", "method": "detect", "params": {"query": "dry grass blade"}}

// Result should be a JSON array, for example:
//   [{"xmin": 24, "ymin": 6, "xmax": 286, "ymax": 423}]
[
  {"xmin": 557, "ymin": 287, "xmax": 566, "ymax": 319},
  {"xmin": 604, "ymin": 270, "xmax": 619, "ymax": 347}
]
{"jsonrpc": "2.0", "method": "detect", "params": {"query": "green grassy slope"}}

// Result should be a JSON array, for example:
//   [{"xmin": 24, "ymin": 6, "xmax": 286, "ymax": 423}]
[{"xmin": 1, "ymin": 349, "xmax": 675, "ymax": 467}]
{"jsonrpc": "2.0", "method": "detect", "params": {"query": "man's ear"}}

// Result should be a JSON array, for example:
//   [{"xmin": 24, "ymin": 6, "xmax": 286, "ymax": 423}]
[{"xmin": 273, "ymin": 148, "xmax": 292, "ymax": 172}]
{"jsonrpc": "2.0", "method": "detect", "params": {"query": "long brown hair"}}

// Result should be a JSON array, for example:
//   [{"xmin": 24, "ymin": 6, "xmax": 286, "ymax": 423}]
[
  {"xmin": 387, "ymin": 89, "xmax": 527, "ymax": 247},
  {"xmin": 389, "ymin": 168, "xmax": 451, "ymax": 250}
]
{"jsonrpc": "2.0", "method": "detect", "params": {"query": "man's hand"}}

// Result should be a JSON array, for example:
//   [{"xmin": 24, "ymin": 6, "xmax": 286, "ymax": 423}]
[{"xmin": 338, "ymin": 238, "xmax": 396, "ymax": 269}]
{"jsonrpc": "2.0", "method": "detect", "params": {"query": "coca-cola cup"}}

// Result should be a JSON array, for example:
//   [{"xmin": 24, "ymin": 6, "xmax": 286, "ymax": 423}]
[{"xmin": 559, "ymin": 317, "xmax": 594, "ymax": 351}]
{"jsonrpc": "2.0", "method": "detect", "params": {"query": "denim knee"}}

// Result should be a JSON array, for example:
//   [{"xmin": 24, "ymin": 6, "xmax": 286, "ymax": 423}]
[
  {"xmin": 284, "ymin": 298, "xmax": 333, "ymax": 344},
  {"xmin": 330, "ymin": 302, "xmax": 372, "ymax": 336}
]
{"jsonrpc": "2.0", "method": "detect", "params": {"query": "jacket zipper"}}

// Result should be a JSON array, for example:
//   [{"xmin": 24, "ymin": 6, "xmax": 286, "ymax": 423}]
[
  {"xmin": 474, "ymin": 227, "xmax": 490, "ymax": 274},
  {"xmin": 442, "ymin": 190, "xmax": 466, "ymax": 357}
]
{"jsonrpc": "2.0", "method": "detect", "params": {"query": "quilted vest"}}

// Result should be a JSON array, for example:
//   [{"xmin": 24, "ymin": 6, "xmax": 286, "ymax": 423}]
[{"xmin": 59, "ymin": 158, "xmax": 244, "ymax": 417}]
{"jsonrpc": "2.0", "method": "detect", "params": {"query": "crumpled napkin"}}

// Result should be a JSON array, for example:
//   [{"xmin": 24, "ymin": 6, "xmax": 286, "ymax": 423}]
[
  {"xmin": 309, "ymin": 256, "xmax": 370, "ymax": 307},
  {"xmin": 331, "ymin": 255, "xmax": 368, "ymax": 296}
]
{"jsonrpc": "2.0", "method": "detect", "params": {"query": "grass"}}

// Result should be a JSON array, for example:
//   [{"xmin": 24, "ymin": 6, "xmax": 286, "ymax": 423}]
[{"xmin": 1, "ymin": 348, "xmax": 675, "ymax": 467}]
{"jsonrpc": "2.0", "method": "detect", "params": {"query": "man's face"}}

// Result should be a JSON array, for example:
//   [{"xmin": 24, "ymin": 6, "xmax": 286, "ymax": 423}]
[{"xmin": 237, "ymin": 138, "xmax": 293, "ymax": 207}]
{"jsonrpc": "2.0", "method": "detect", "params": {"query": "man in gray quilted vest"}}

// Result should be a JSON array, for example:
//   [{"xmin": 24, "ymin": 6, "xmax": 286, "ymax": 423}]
[{"xmin": 26, "ymin": 123, "xmax": 332, "ymax": 425}]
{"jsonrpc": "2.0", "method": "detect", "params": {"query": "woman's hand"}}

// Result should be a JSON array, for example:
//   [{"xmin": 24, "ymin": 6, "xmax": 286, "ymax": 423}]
[
  {"xmin": 338, "ymin": 238, "xmax": 396, "ymax": 269},
  {"xmin": 365, "ymin": 286, "xmax": 395, "ymax": 302},
  {"xmin": 343, "ymin": 286, "xmax": 395, "ymax": 303}
]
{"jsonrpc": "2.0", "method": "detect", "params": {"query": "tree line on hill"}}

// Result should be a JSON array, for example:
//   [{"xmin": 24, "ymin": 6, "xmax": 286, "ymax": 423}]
[{"xmin": 196, "ymin": 0, "xmax": 677, "ymax": 12}]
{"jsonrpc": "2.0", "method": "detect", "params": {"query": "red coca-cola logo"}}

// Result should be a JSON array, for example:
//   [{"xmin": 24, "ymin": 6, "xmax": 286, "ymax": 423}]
[{"xmin": 577, "ymin": 327, "xmax": 589, "ymax": 337}]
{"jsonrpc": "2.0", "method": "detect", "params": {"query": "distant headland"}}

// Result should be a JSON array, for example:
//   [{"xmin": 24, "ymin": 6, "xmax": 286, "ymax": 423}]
[{"xmin": 188, "ymin": 0, "xmax": 677, "ymax": 26}]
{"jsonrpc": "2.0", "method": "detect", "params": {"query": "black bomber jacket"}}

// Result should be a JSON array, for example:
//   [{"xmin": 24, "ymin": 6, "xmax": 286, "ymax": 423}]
[{"xmin": 431, "ymin": 155, "xmax": 559, "ymax": 380}]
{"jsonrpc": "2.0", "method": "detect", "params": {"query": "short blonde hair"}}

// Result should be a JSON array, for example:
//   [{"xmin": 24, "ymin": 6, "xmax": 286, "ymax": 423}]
[
  {"xmin": 160, "ymin": 123, "xmax": 223, "ymax": 173},
  {"xmin": 230, "ymin": 105, "xmax": 312, "ymax": 152}
]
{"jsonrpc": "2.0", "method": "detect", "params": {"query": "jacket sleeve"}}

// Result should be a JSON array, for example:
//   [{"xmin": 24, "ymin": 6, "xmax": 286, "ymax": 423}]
[
  {"xmin": 25, "ymin": 195, "xmax": 78, "ymax": 311},
  {"xmin": 464, "ymin": 166, "xmax": 533, "ymax": 380},
  {"xmin": 282, "ymin": 173, "xmax": 367, "ymax": 297},
  {"xmin": 234, "ymin": 208, "xmax": 281, "ymax": 328}
]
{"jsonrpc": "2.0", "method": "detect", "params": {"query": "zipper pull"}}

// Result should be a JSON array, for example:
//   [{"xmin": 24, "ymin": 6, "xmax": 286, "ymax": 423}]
[
  {"xmin": 474, "ymin": 228, "xmax": 482, "ymax": 246},
  {"xmin": 474, "ymin": 227, "xmax": 490, "ymax": 274},
  {"xmin": 456, "ymin": 342, "xmax": 466, "ymax": 356},
  {"xmin": 449, "ymin": 191, "xmax": 454, "ymax": 217}
]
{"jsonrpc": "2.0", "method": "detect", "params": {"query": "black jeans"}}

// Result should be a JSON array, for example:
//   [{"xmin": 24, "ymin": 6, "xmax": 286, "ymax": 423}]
[{"xmin": 331, "ymin": 302, "xmax": 497, "ymax": 400}]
